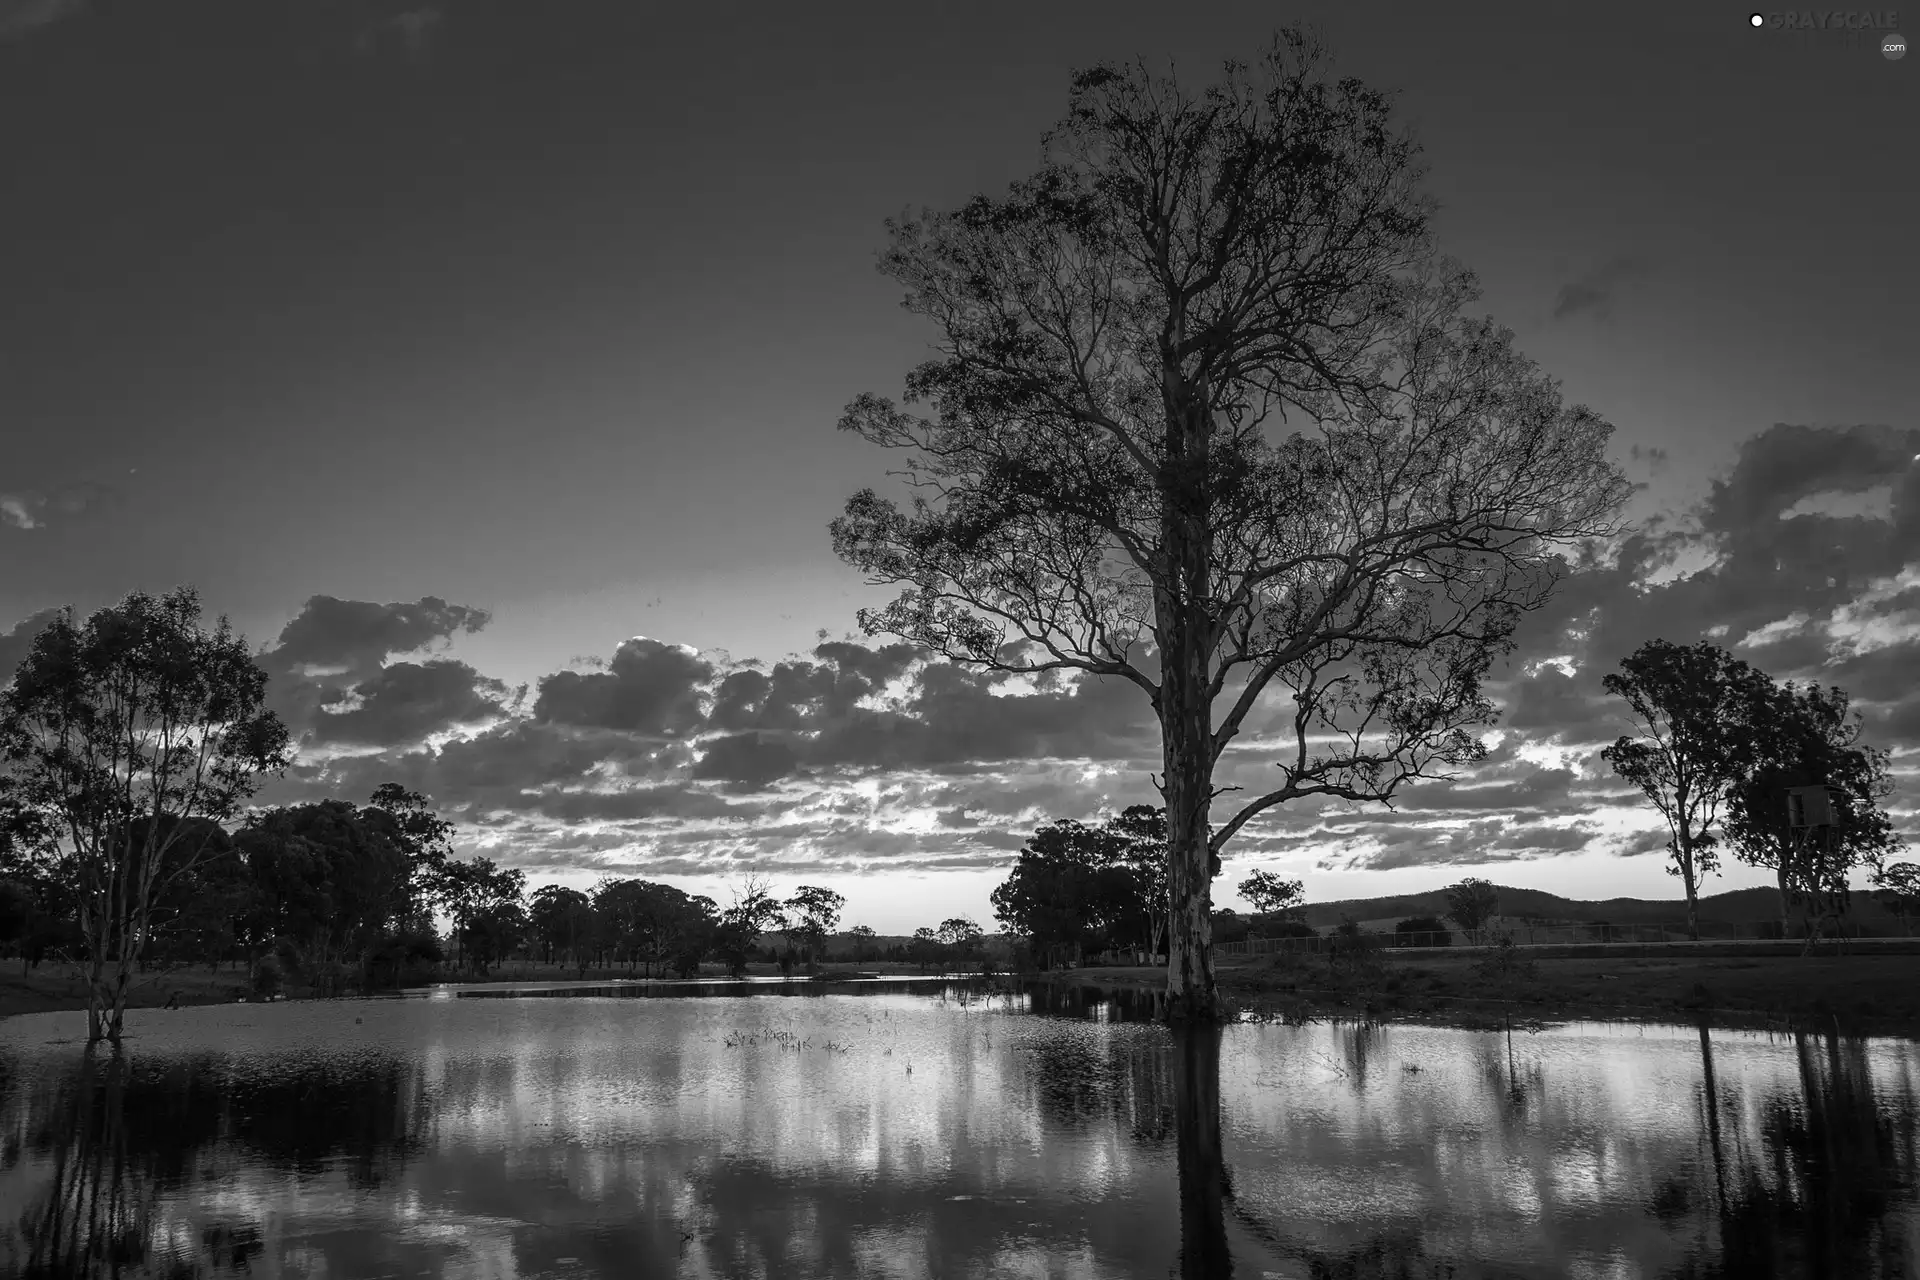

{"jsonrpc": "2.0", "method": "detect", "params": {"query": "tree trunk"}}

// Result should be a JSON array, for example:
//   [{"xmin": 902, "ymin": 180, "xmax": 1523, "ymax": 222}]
[{"xmin": 1161, "ymin": 639, "xmax": 1220, "ymax": 1022}]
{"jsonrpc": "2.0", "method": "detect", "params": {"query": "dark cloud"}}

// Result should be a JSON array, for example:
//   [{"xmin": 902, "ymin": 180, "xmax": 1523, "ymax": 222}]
[
  {"xmin": 311, "ymin": 658, "xmax": 514, "ymax": 747},
  {"xmin": 0, "ymin": 606, "xmax": 63, "ymax": 689},
  {"xmin": 1551, "ymin": 256, "xmax": 1648, "ymax": 321},
  {"xmin": 691, "ymin": 733, "xmax": 804, "ymax": 791},
  {"xmin": 266, "ymin": 595, "xmax": 491, "ymax": 677},
  {"xmin": 533, "ymin": 637, "xmax": 712, "ymax": 737}
]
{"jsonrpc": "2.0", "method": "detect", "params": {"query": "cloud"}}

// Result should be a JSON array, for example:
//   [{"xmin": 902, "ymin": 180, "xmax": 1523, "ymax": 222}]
[
  {"xmin": 311, "ymin": 658, "xmax": 515, "ymax": 748},
  {"xmin": 0, "ymin": 482, "xmax": 119, "ymax": 531},
  {"xmin": 1551, "ymin": 256, "xmax": 1649, "ymax": 321},
  {"xmin": 218, "ymin": 419, "xmax": 1920, "ymax": 892},
  {"xmin": 0, "ymin": 0, "xmax": 85, "ymax": 43},
  {"xmin": 259, "ymin": 594, "xmax": 494, "ymax": 743},
  {"xmin": 533, "ymin": 637, "xmax": 713, "ymax": 738}
]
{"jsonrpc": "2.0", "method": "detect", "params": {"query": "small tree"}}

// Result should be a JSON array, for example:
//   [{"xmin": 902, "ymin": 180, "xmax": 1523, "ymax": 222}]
[
  {"xmin": 1445, "ymin": 878, "xmax": 1500, "ymax": 944},
  {"xmin": 937, "ymin": 916, "xmax": 985, "ymax": 968},
  {"xmin": 715, "ymin": 870, "xmax": 786, "ymax": 976},
  {"xmin": 1236, "ymin": 869, "xmax": 1304, "ymax": 919},
  {"xmin": 846, "ymin": 923, "xmax": 878, "ymax": 962},
  {"xmin": 1874, "ymin": 864, "xmax": 1920, "ymax": 937},
  {"xmin": 1723, "ymin": 680, "xmax": 1902, "ymax": 942},
  {"xmin": 1599, "ymin": 640, "xmax": 1776, "ymax": 940},
  {"xmin": 0, "ymin": 588, "xmax": 291, "ymax": 1043},
  {"xmin": 784, "ymin": 885, "xmax": 847, "ymax": 967}
]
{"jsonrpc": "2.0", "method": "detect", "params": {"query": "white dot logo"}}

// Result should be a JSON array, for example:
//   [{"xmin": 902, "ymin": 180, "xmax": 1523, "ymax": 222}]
[
  {"xmin": 1749, "ymin": 12, "xmax": 1765, "ymax": 26},
  {"xmin": 1885, "ymin": 32, "xmax": 1907, "ymax": 59}
]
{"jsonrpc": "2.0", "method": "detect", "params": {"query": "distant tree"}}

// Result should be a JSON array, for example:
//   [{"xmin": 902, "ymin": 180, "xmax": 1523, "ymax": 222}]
[
  {"xmin": 362, "ymin": 783, "xmax": 456, "ymax": 932},
  {"xmin": 529, "ymin": 885, "xmax": 594, "ymax": 967},
  {"xmin": 1599, "ymin": 639, "xmax": 1777, "ymax": 940},
  {"xmin": 1873, "ymin": 864, "xmax": 1920, "ymax": 937},
  {"xmin": 1445, "ymin": 878, "xmax": 1500, "ymax": 943},
  {"xmin": 1236, "ymin": 869, "xmax": 1304, "ymax": 918},
  {"xmin": 909, "ymin": 925, "xmax": 943, "ymax": 972},
  {"xmin": 845, "ymin": 923, "xmax": 878, "ymax": 962},
  {"xmin": 1107, "ymin": 805, "xmax": 1170, "ymax": 960},
  {"xmin": 437, "ymin": 856, "xmax": 526, "ymax": 974},
  {"xmin": 784, "ymin": 885, "xmax": 847, "ymax": 966},
  {"xmin": 1395, "ymin": 915, "xmax": 1451, "ymax": 946},
  {"xmin": 714, "ymin": 870, "xmax": 786, "ymax": 976},
  {"xmin": 829, "ymin": 30, "xmax": 1632, "ymax": 1020},
  {"xmin": 235, "ymin": 801, "xmax": 413, "ymax": 991},
  {"xmin": 937, "ymin": 916, "xmax": 984, "ymax": 968},
  {"xmin": 1722, "ymin": 680, "xmax": 1902, "ymax": 941},
  {"xmin": 990, "ymin": 817, "xmax": 1143, "ymax": 967},
  {"xmin": 0, "ymin": 587, "xmax": 291, "ymax": 1043}
]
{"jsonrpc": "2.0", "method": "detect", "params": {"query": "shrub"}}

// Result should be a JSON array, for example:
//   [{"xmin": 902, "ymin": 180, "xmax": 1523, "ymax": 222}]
[
  {"xmin": 1395, "ymin": 916, "xmax": 1452, "ymax": 946},
  {"xmin": 251, "ymin": 953, "xmax": 284, "ymax": 1001},
  {"xmin": 1252, "ymin": 918, "xmax": 1318, "ymax": 940}
]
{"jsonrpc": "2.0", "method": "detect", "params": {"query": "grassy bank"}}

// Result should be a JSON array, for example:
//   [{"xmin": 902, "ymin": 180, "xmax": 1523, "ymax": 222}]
[
  {"xmin": 0, "ymin": 959, "xmax": 954, "ymax": 1019},
  {"xmin": 0, "ymin": 967, "xmax": 249, "ymax": 1019},
  {"xmin": 1055, "ymin": 950, "xmax": 1920, "ymax": 1034}
]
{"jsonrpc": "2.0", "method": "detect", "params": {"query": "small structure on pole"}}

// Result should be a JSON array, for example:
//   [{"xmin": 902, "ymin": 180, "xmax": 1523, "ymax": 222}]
[{"xmin": 1785, "ymin": 783, "xmax": 1845, "ymax": 954}]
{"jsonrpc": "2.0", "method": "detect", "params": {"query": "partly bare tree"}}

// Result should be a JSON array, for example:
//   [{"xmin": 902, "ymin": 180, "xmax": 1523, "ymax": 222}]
[
  {"xmin": 0, "ymin": 587, "xmax": 291, "ymax": 1043},
  {"xmin": 831, "ymin": 30, "xmax": 1632, "ymax": 1019},
  {"xmin": 1599, "ymin": 639, "xmax": 1778, "ymax": 940}
]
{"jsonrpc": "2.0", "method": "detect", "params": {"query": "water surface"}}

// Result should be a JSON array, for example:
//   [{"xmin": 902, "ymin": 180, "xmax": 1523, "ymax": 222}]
[{"xmin": 1, "ymin": 978, "xmax": 1915, "ymax": 1278}]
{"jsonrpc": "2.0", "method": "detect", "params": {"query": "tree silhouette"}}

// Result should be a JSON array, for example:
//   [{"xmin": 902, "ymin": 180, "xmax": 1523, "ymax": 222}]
[
  {"xmin": 1445, "ymin": 877, "xmax": 1500, "ymax": 942},
  {"xmin": 1722, "ymin": 679, "xmax": 1902, "ymax": 942},
  {"xmin": 1600, "ymin": 639, "xmax": 1777, "ymax": 939},
  {"xmin": 0, "ymin": 587, "xmax": 291, "ymax": 1043},
  {"xmin": 832, "ymin": 29, "xmax": 1631, "ymax": 1019}
]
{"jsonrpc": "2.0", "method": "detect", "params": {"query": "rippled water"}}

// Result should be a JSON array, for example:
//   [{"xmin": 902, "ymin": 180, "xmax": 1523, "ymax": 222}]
[{"xmin": 0, "ymin": 977, "xmax": 1916, "ymax": 1278}]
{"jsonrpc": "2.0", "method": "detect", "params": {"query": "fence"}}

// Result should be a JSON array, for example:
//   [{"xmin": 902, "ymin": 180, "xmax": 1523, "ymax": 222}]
[{"xmin": 1214, "ymin": 918, "xmax": 1915, "ymax": 956}]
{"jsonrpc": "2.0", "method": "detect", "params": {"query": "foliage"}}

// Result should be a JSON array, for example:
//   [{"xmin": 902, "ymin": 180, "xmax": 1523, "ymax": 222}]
[
  {"xmin": 1874, "ymin": 864, "xmax": 1920, "ymax": 935},
  {"xmin": 1237, "ymin": 869, "xmax": 1304, "ymax": 917},
  {"xmin": 1395, "ymin": 915, "xmax": 1451, "ymax": 946},
  {"xmin": 0, "ymin": 587, "xmax": 292, "ymax": 1042},
  {"xmin": 830, "ymin": 29, "xmax": 1633, "ymax": 1020},
  {"xmin": 1445, "ymin": 879, "xmax": 1500, "ymax": 941},
  {"xmin": 784, "ymin": 885, "xmax": 847, "ymax": 964},
  {"xmin": 714, "ymin": 871, "xmax": 786, "ymax": 976},
  {"xmin": 990, "ymin": 809, "xmax": 1168, "ymax": 965},
  {"xmin": 1600, "ymin": 640, "xmax": 1777, "ymax": 938},
  {"xmin": 529, "ymin": 885, "xmax": 595, "ymax": 967},
  {"xmin": 1723, "ymin": 680, "xmax": 1903, "ymax": 937}
]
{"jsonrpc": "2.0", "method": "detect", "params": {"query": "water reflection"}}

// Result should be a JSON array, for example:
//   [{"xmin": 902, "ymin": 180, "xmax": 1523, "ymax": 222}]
[{"xmin": 0, "ymin": 984, "xmax": 1914, "ymax": 1278}]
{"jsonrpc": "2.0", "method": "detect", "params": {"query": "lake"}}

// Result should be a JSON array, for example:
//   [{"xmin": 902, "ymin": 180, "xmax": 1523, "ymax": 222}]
[{"xmin": 0, "ymin": 976, "xmax": 1915, "ymax": 1278}]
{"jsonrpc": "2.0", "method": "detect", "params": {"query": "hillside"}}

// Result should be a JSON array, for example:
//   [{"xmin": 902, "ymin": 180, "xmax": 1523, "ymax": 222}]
[{"xmin": 1289, "ymin": 884, "xmax": 1901, "ymax": 930}]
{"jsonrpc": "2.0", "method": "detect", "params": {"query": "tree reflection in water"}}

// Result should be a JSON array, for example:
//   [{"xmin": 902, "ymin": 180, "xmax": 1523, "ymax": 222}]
[
  {"xmin": 0, "ymin": 1047, "xmax": 428, "ymax": 1277},
  {"xmin": 0, "ymin": 990, "xmax": 1916, "ymax": 1278}
]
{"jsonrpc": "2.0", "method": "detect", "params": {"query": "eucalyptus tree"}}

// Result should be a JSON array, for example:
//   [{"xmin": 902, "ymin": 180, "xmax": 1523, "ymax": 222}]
[
  {"xmin": 0, "ymin": 588, "xmax": 290, "ymax": 1042},
  {"xmin": 832, "ymin": 30, "xmax": 1631, "ymax": 1018},
  {"xmin": 1599, "ymin": 639, "xmax": 1778, "ymax": 940}
]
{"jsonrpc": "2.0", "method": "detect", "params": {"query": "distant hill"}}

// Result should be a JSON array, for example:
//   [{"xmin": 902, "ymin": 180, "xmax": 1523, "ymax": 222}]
[{"xmin": 1288, "ymin": 883, "xmax": 1899, "ymax": 930}]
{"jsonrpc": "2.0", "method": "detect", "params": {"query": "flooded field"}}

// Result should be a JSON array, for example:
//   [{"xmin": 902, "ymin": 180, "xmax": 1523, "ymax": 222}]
[{"xmin": 0, "ymin": 978, "xmax": 1914, "ymax": 1278}]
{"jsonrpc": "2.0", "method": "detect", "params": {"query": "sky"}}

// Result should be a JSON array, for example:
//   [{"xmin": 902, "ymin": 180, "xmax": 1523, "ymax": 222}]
[{"xmin": 1, "ymin": 0, "xmax": 1915, "ymax": 933}]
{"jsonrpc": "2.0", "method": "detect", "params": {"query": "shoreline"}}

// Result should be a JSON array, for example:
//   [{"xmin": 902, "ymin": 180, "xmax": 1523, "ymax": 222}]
[{"xmin": 5, "ymin": 951, "xmax": 1916, "ymax": 1038}]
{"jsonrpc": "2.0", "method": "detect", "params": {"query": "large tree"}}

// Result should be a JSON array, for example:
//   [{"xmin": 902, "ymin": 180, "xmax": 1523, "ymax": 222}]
[
  {"xmin": 1599, "ymin": 639, "xmax": 1778, "ymax": 940},
  {"xmin": 0, "ymin": 587, "xmax": 291, "ymax": 1043},
  {"xmin": 1722, "ymin": 680, "xmax": 1902, "ymax": 941},
  {"xmin": 831, "ymin": 31, "xmax": 1631, "ymax": 1019}
]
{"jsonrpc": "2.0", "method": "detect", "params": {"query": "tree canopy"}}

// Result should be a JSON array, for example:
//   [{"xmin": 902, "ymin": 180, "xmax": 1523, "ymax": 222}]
[{"xmin": 833, "ymin": 29, "xmax": 1632, "ymax": 1019}]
